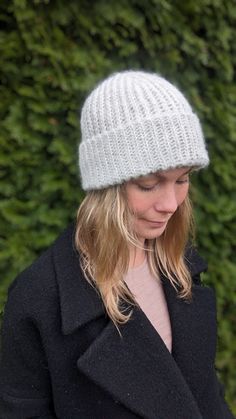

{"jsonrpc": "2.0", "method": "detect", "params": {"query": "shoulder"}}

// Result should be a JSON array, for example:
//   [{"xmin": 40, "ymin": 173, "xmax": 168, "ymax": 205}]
[
  {"xmin": 5, "ymin": 222, "xmax": 77, "ymax": 319},
  {"xmin": 184, "ymin": 244, "xmax": 208, "ymax": 284},
  {"xmin": 3, "ymin": 221, "xmax": 101, "ymax": 340}
]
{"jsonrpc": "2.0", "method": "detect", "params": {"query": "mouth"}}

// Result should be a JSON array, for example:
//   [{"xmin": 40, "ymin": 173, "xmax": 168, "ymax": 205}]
[{"xmin": 144, "ymin": 220, "xmax": 168, "ymax": 227}]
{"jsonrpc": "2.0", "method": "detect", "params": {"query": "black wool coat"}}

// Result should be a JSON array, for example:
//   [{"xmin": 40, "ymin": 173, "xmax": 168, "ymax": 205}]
[{"xmin": 0, "ymin": 223, "xmax": 234, "ymax": 419}]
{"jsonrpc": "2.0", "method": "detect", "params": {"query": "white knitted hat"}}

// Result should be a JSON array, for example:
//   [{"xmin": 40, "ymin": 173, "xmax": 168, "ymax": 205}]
[{"xmin": 79, "ymin": 70, "xmax": 209, "ymax": 190}]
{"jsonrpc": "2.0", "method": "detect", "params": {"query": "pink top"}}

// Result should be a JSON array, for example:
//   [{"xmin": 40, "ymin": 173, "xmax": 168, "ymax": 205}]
[{"xmin": 124, "ymin": 259, "xmax": 172, "ymax": 353}]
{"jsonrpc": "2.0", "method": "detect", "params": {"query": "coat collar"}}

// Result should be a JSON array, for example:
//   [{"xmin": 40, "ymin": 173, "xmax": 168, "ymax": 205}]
[
  {"xmin": 53, "ymin": 222, "xmax": 216, "ymax": 419},
  {"xmin": 52, "ymin": 222, "xmax": 105, "ymax": 334}
]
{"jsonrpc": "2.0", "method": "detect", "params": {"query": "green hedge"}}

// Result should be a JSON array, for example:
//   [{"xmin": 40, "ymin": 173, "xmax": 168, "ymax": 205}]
[{"xmin": 0, "ymin": 0, "xmax": 235, "ymax": 413}]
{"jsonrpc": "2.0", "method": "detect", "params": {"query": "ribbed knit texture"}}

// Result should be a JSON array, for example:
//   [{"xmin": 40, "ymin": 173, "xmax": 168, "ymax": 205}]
[{"xmin": 79, "ymin": 70, "xmax": 209, "ymax": 190}]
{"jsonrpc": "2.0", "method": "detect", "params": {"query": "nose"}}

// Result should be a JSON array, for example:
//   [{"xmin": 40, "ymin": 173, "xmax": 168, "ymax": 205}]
[{"xmin": 153, "ymin": 185, "xmax": 178, "ymax": 214}]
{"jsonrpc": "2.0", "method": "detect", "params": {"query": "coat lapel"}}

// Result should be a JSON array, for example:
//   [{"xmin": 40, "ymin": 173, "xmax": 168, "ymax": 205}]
[
  {"xmin": 162, "ymin": 274, "xmax": 217, "ymax": 409},
  {"xmin": 76, "ymin": 303, "xmax": 203, "ymax": 419},
  {"xmin": 53, "ymin": 223, "xmax": 217, "ymax": 419}
]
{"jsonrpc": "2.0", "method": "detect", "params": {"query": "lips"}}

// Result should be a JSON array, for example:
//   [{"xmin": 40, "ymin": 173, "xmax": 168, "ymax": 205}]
[{"xmin": 144, "ymin": 219, "xmax": 167, "ymax": 226}]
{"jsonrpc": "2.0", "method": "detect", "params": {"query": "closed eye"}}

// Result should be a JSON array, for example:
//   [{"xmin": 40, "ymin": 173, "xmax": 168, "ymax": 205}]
[
  {"xmin": 136, "ymin": 184, "xmax": 159, "ymax": 192},
  {"xmin": 176, "ymin": 179, "xmax": 189, "ymax": 184}
]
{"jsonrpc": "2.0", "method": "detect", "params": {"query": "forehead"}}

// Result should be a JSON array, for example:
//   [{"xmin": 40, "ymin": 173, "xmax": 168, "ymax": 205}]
[{"xmin": 135, "ymin": 167, "xmax": 191, "ymax": 181}]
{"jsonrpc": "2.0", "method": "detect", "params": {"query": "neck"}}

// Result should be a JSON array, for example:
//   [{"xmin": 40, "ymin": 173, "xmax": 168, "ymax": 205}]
[{"xmin": 128, "ymin": 243, "xmax": 146, "ymax": 269}]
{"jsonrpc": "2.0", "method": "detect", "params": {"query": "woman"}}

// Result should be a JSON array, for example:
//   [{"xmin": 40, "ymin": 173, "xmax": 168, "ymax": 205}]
[{"xmin": 0, "ymin": 71, "xmax": 234, "ymax": 418}]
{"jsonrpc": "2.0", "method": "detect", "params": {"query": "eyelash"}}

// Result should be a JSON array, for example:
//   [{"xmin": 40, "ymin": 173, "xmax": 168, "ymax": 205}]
[
  {"xmin": 137, "ymin": 185, "xmax": 156, "ymax": 192},
  {"xmin": 137, "ymin": 179, "xmax": 189, "ymax": 192},
  {"xmin": 176, "ymin": 179, "xmax": 189, "ymax": 184}
]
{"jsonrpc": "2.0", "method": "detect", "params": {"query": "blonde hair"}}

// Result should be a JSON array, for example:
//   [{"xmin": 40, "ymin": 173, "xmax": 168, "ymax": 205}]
[{"xmin": 75, "ymin": 184, "xmax": 194, "ymax": 328}]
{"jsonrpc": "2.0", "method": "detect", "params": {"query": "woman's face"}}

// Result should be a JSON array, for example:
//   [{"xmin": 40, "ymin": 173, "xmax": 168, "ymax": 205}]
[{"xmin": 125, "ymin": 167, "xmax": 190, "ymax": 244}]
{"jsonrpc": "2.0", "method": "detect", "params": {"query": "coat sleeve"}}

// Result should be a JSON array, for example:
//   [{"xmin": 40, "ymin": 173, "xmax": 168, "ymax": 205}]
[
  {"xmin": 191, "ymin": 270, "xmax": 235, "ymax": 418},
  {"xmin": 0, "ymin": 276, "xmax": 57, "ymax": 419},
  {"xmin": 216, "ymin": 373, "xmax": 235, "ymax": 419}
]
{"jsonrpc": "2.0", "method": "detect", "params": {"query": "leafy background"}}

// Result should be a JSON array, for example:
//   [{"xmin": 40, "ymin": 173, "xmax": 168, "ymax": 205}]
[{"xmin": 0, "ymin": 0, "xmax": 235, "ymax": 414}]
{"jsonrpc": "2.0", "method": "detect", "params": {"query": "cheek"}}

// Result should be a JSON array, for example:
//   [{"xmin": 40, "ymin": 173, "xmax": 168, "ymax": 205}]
[
  {"xmin": 177, "ymin": 184, "xmax": 189, "ymax": 205},
  {"xmin": 126, "ymin": 189, "xmax": 149, "ymax": 214},
  {"xmin": 129, "ymin": 199, "xmax": 148, "ymax": 214}
]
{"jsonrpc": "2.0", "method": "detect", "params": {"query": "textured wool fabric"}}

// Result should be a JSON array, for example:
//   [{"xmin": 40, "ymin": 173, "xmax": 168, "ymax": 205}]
[{"xmin": 79, "ymin": 70, "xmax": 209, "ymax": 190}]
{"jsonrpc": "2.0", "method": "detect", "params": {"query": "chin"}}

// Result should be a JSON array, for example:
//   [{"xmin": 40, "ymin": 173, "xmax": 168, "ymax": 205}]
[{"xmin": 140, "ymin": 229, "xmax": 166, "ymax": 241}]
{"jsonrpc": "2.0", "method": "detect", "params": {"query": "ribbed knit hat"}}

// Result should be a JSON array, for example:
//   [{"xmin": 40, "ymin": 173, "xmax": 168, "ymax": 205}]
[{"xmin": 79, "ymin": 70, "xmax": 209, "ymax": 190}]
